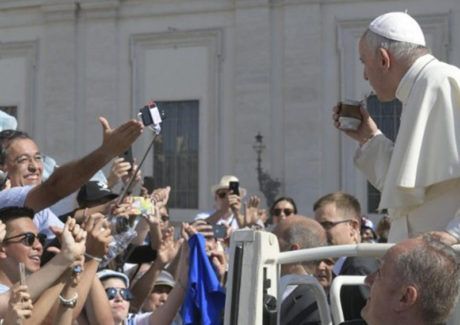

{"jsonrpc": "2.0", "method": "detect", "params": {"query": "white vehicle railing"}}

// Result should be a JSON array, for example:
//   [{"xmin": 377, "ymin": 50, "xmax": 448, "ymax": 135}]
[
  {"xmin": 224, "ymin": 229, "xmax": 460, "ymax": 325},
  {"xmin": 329, "ymin": 276, "xmax": 366, "ymax": 324}
]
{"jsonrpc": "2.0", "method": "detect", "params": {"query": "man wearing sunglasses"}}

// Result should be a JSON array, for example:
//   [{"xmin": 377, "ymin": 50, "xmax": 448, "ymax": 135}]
[
  {"xmin": 195, "ymin": 175, "xmax": 248, "ymax": 230},
  {"xmin": 0, "ymin": 206, "xmax": 87, "ymax": 322},
  {"xmin": 0, "ymin": 117, "xmax": 143, "ymax": 241},
  {"xmin": 313, "ymin": 191, "xmax": 379, "ymax": 322}
]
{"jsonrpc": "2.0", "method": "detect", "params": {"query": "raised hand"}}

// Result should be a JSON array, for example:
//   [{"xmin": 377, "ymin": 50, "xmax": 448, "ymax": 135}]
[
  {"xmin": 228, "ymin": 193, "xmax": 241, "ymax": 215},
  {"xmin": 83, "ymin": 213, "xmax": 113, "ymax": 259},
  {"xmin": 107, "ymin": 157, "xmax": 133, "ymax": 189},
  {"xmin": 60, "ymin": 218, "xmax": 87, "ymax": 262},
  {"xmin": 4, "ymin": 284, "xmax": 33, "ymax": 324},
  {"xmin": 210, "ymin": 248, "xmax": 227, "ymax": 285},
  {"xmin": 151, "ymin": 186, "xmax": 171, "ymax": 208},
  {"xmin": 121, "ymin": 159, "xmax": 142, "ymax": 190},
  {"xmin": 156, "ymin": 227, "xmax": 181, "ymax": 266},
  {"xmin": 98, "ymin": 117, "xmax": 143, "ymax": 157},
  {"xmin": 244, "ymin": 195, "xmax": 261, "ymax": 226}
]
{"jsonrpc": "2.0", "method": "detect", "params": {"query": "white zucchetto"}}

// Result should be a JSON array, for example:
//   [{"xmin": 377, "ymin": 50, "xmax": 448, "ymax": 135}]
[{"xmin": 368, "ymin": 12, "xmax": 426, "ymax": 46}]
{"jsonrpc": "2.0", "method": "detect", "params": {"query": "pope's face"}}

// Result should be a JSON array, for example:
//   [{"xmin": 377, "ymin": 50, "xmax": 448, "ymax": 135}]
[{"xmin": 359, "ymin": 37, "xmax": 396, "ymax": 102}]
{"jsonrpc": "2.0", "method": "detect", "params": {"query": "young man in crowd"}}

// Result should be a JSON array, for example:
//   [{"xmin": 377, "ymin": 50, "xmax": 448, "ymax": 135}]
[{"xmin": 313, "ymin": 191, "xmax": 379, "ymax": 321}]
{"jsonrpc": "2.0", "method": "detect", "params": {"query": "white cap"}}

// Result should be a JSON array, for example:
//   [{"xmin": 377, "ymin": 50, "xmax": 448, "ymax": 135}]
[
  {"xmin": 97, "ymin": 269, "xmax": 130, "ymax": 287},
  {"xmin": 368, "ymin": 12, "xmax": 426, "ymax": 46}
]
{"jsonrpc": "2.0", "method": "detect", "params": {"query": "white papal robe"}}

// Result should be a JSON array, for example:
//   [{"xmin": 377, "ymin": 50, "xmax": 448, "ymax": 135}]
[{"xmin": 354, "ymin": 54, "xmax": 460, "ymax": 243}]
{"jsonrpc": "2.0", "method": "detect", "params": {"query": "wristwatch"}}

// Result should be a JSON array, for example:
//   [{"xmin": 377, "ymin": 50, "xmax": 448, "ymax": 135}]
[{"xmin": 58, "ymin": 293, "xmax": 78, "ymax": 308}]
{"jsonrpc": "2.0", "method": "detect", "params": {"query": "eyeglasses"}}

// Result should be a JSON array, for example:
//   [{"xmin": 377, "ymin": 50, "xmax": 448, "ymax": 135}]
[
  {"xmin": 13, "ymin": 154, "xmax": 42, "ymax": 166},
  {"xmin": 105, "ymin": 287, "xmax": 133, "ymax": 301},
  {"xmin": 3, "ymin": 232, "xmax": 46, "ymax": 247},
  {"xmin": 319, "ymin": 219, "xmax": 353, "ymax": 230},
  {"xmin": 273, "ymin": 208, "xmax": 294, "ymax": 217}
]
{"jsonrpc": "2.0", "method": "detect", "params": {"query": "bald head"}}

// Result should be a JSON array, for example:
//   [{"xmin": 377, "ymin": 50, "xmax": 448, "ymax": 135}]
[
  {"xmin": 274, "ymin": 215, "xmax": 326, "ymax": 275},
  {"xmin": 274, "ymin": 215, "xmax": 326, "ymax": 252}
]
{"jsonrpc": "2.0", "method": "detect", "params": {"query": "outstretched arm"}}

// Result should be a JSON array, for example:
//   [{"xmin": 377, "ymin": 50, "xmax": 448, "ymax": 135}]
[{"xmin": 25, "ymin": 117, "xmax": 143, "ymax": 212}]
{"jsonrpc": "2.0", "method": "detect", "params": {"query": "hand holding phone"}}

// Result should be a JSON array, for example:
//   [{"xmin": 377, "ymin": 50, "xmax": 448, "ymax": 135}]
[{"xmin": 120, "ymin": 147, "xmax": 134, "ymax": 172}]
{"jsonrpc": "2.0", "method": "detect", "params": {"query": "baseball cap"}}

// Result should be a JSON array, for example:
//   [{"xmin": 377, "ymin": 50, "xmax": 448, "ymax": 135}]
[{"xmin": 77, "ymin": 181, "xmax": 118, "ymax": 206}]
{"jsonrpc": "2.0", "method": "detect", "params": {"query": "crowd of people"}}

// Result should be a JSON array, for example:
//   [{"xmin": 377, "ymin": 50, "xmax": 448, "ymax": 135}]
[{"xmin": 0, "ymin": 9, "xmax": 460, "ymax": 325}]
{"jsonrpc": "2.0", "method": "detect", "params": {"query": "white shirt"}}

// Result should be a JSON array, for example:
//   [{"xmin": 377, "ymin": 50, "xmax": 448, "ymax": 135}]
[{"xmin": 0, "ymin": 186, "xmax": 64, "ymax": 240}]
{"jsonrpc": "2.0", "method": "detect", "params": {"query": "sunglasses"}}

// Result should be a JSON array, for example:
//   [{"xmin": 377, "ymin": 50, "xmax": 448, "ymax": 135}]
[
  {"xmin": 3, "ymin": 232, "xmax": 46, "ymax": 247},
  {"xmin": 216, "ymin": 192, "xmax": 227, "ymax": 199},
  {"xmin": 319, "ymin": 219, "xmax": 353, "ymax": 230},
  {"xmin": 105, "ymin": 287, "xmax": 133, "ymax": 301},
  {"xmin": 273, "ymin": 208, "xmax": 294, "ymax": 217}
]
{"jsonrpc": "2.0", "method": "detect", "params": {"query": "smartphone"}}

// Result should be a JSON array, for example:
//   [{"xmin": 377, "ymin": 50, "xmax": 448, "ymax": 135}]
[
  {"xmin": 120, "ymin": 147, "xmax": 134, "ymax": 171},
  {"xmin": 143, "ymin": 176, "xmax": 155, "ymax": 194},
  {"xmin": 213, "ymin": 224, "xmax": 227, "ymax": 239},
  {"xmin": 130, "ymin": 196, "xmax": 155, "ymax": 215},
  {"xmin": 19, "ymin": 262, "xmax": 26, "ymax": 285},
  {"xmin": 229, "ymin": 181, "xmax": 240, "ymax": 196}
]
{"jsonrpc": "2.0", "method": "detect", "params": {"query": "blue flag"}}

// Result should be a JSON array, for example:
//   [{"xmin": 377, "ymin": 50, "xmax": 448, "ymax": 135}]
[{"xmin": 180, "ymin": 234, "xmax": 226, "ymax": 325}]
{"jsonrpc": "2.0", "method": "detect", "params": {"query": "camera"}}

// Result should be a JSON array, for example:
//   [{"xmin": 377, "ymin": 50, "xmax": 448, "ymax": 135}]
[
  {"xmin": 212, "ymin": 224, "xmax": 227, "ymax": 239},
  {"xmin": 139, "ymin": 101, "xmax": 164, "ymax": 135}
]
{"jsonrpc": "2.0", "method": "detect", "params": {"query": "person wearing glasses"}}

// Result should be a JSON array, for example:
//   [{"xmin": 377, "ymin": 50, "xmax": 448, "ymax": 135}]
[
  {"xmin": 0, "ymin": 117, "xmax": 143, "ymax": 242},
  {"xmin": 194, "ymin": 175, "xmax": 248, "ymax": 230},
  {"xmin": 313, "ymin": 191, "xmax": 379, "ymax": 322},
  {"xmin": 0, "ymin": 206, "xmax": 87, "ymax": 323},
  {"xmin": 98, "ymin": 260, "xmax": 188, "ymax": 325},
  {"xmin": 269, "ymin": 197, "xmax": 298, "ymax": 226}
]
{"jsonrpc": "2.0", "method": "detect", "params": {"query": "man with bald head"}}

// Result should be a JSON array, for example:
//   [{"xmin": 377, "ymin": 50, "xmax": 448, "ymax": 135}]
[
  {"xmin": 274, "ymin": 215, "xmax": 326, "ymax": 325},
  {"xmin": 361, "ymin": 234, "xmax": 460, "ymax": 325}
]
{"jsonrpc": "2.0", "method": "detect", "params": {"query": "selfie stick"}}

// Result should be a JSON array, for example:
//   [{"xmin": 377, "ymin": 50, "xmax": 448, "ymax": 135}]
[{"xmin": 116, "ymin": 101, "xmax": 163, "ymax": 205}]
